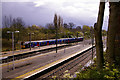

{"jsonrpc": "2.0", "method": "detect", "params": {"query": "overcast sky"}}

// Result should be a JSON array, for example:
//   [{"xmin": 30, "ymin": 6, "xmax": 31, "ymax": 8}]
[{"xmin": 2, "ymin": 0, "xmax": 109, "ymax": 30}]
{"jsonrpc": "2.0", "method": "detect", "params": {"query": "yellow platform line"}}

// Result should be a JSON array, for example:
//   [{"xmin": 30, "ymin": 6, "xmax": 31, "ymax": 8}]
[
  {"xmin": 1, "ymin": 44, "xmax": 65, "ymax": 57},
  {"xmin": 1, "ymin": 45, "xmax": 92, "ymax": 67},
  {"xmin": 2, "ymin": 49, "xmax": 39, "ymax": 57},
  {"xmin": 12, "ymin": 45, "xmax": 93, "ymax": 80},
  {"xmin": 1, "ymin": 51, "xmax": 56, "ymax": 67},
  {"xmin": 14, "ymin": 58, "xmax": 64, "ymax": 79},
  {"xmin": 1, "ymin": 44, "xmax": 67, "ymax": 67}
]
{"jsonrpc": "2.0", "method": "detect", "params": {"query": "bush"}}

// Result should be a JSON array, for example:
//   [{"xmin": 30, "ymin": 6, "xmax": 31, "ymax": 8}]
[
  {"xmin": 75, "ymin": 60, "xmax": 120, "ymax": 80},
  {"xmin": 2, "ymin": 39, "xmax": 12, "ymax": 51}
]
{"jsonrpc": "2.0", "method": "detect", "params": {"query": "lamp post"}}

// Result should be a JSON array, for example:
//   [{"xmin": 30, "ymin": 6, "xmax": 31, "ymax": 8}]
[
  {"xmin": 55, "ymin": 32, "xmax": 58, "ymax": 53},
  {"xmin": 28, "ymin": 32, "xmax": 34, "ymax": 50},
  {"xmin": 18, "ymin": 32, "xmax": 21, "ymax": 51},
  {"xmin": 83, "ymin": 32, "xmax": 86, "ymax": 46},
  {"xmin": 76, "ymin": 32, "xmax": 79, "ymax": 44},
  {"xmin": 64, "ymin": 32, "xmax": 66, "ymax": 53},
  {"xmin": 7, "ymin": 31, "xmax": 19, "ymax": 70},
  {"xmin": 55, "ymin": 25, "xmax": 58, "ymax": 53},
  {"xmin": 90, "ymin": 28, "xmax": 94, "ymax": 60},
  {"xmin": 60, "ymin": 32, "xmax": 65, "ymax": 53}
]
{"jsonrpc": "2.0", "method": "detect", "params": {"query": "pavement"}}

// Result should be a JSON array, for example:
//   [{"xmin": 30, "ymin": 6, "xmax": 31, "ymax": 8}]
[
  {"xmin": 2, "ymin": 41, "xmax": 93, "ymax": 79},
  {"xmin": 1, "ymin": 44, "xmax": 67, "ymax": 60}
]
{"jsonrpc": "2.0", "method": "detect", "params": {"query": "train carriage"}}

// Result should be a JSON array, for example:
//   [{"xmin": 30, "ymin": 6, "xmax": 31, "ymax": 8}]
[
  {"xmin": 21, "ymin": 37, "xmax": 83, "ymax": 49},
  {"xmin": 40, "ymin": 41, "xmax": 47, "ymax": 46},
  {"xmin": 47, "ymin": 41, "xmax": 49, "ymax": 45},
  {"xmin": 37, "ymin": 42, "xmax": 39, "ymax": 47},
  {"xmin": 49, "ymin": 40, "xmax": 55, "ymax": 45}
]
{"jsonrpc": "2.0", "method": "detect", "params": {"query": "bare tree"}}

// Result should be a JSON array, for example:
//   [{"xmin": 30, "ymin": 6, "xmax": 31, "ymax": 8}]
[
  {"xmin": 107, "ymin": 2, "xmax": 120, "ymax": 66},
  {"xmin": 11, "ymin": 17, "xmax": 25, "ymax": 30},
  {"xmin": 94, "ymin": 1, "xmax": 105, "ymax": 69},
  {"xmin": 69, "ymin": 22, "xmax": 74, "ymax": 29},
  {"xmin": 69, "ymin": 22, "xmax": 75, "ymax": 29},
  {"xmin": 64, "ymin": 23, "xmax": 69, "ymax": 29},
  {"xmin": 2, "ymin": 15, "xmax": 13, "ymax": 28},
  {"xmin": 76, "ymin": 26, "xmax": 82, "ymax": 31},
  {"xmin": 58, "ymin": 16, "xmax": 64, "ymax": 33},
  {"xmin": 54, "ymin": 14, "xmax": 58, "ymax": 53}
]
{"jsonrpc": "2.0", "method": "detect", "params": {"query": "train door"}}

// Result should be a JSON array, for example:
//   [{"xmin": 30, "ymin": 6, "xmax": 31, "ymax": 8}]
[
  {"xmin": 47, "ymin": 41, "xmax": 49, "ymax": 45},
  {"xmin": 68, "ymin": 39, "xmax": 69, "ymax": 43},
  {"xmin": 37, "ymin": 42, "xmax": 39, "ymax": 46}
]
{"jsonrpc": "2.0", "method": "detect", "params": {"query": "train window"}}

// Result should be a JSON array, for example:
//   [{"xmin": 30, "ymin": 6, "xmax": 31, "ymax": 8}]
[{"xmin": 41, "ymin": 42, "xmax": 44, "ymax": 45}]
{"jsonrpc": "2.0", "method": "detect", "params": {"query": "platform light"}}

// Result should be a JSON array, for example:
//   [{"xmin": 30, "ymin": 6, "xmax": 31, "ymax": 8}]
[
  {"xmin": 7, "ymin": 30, "xmax": 19, "ymax": 70},
  {"xmin": 7, "ymin": 31, "xmax": 11, "ymax": 33},
  {"xmin": 90, "ymin": 28, "xmax": 94, "ymax": 60},
  {"xmin": 28, "ymin": 32, "xmax": 34, "ymax": 50},
  {"xmin": 15, "ymin": 31, "xmax": 19, "ymax": 33}
]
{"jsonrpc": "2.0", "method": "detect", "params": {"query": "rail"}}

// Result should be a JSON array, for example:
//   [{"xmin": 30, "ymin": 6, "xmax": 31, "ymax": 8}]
[{"xmin": 22, "ymin": 46, "xmax": 96, "ymax": 80}]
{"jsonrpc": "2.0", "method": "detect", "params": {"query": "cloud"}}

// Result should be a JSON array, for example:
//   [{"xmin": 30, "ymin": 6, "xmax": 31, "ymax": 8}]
[
  {"xmin": 34, "ymin": 1, "xmax": 45, "ymax": 7},
  {"xmin": 2, "ymin": 0, "xmax": 109, "ymax": 30},
  {"xmin": 1, "ymin": 0, "xmax": 33, "ymax": 2},
  {"xmin": 33, "ymin": 0, "xmax": 100, "ymax": 16},
  {"xmin": 32, "ymin": 0, "xmax": 100, "ymax": 21}
]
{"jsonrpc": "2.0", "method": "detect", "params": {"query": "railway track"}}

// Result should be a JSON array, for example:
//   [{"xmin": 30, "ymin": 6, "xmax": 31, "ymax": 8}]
[
  {"xmin": 1, "ymin": 44, "xmax": 72, "ymax": 64},
  {"xmin": 2, "ymin": 43, "xmax": 83, "ymax": 64},
  {"xmin": 24, "ymin": 46, "xmax": 96, "ymax": 80}
]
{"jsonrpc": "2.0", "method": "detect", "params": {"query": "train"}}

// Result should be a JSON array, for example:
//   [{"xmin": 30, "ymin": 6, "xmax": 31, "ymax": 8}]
[{"xmin": 21, "ymin": 37, "xmax": 83, "ymax": 49}]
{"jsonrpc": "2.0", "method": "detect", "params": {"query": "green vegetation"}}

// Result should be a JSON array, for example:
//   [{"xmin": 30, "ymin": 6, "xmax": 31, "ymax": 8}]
[
  {"xmin": 1, "ymin": 1, "xmax": 119, "ymax": 79},
  {"xmin": 75, "ymin": 1, "xmax": 120, "ymax": 80},
  {"xmin": 75, "ymin": 54, "xmax": 120, "ymax": 80},
  {"xmin": 75, "ymin": 64, "xmax": 120, "ymax": 79},
  {"xmin": 59, "ymin": 53, "xmax": 120, "ymax": 80},
  {"xmin": 2, "ymin": 15, "xmax": 106, "ymax": 52},
  {"xmin": 49, "ymin": 52, "xmax": 120, "ymax": 80}
]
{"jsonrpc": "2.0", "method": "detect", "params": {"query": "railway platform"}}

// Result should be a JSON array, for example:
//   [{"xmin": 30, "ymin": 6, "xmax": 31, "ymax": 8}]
[
  {"xmin": 1, "ymin": 43, "xmax": 94, "ymax": 80},
  {"xmin": 1, "ymin": 44, "xmax": 68, "ymax": 60}
]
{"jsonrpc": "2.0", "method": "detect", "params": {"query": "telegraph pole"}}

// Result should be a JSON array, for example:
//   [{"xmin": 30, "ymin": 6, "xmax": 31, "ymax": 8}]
[
  {"xmin": 64, "ymin": 32, "xmax": 65, "ymax": 53},
  {"xmin": 12, "ymin": 32, "xmax": 15, "ymax": 70},
  {"xmin": 54, "ymin": 14, "xmax": 58, "ymax": 53},
  {"xmin": 28, "ymin": 32, "xmax": 34, "ymax": 50},
  {"xmin": 56, "ymin": 27, "xmax": 58, "ymax": 53},
  {"xmin": 29, "ymin": 33, "xmax": 32, "ymax": 50},
  {"xmin": 90, "ymin": 28, "xmax": 94, "ymax": 60}
]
